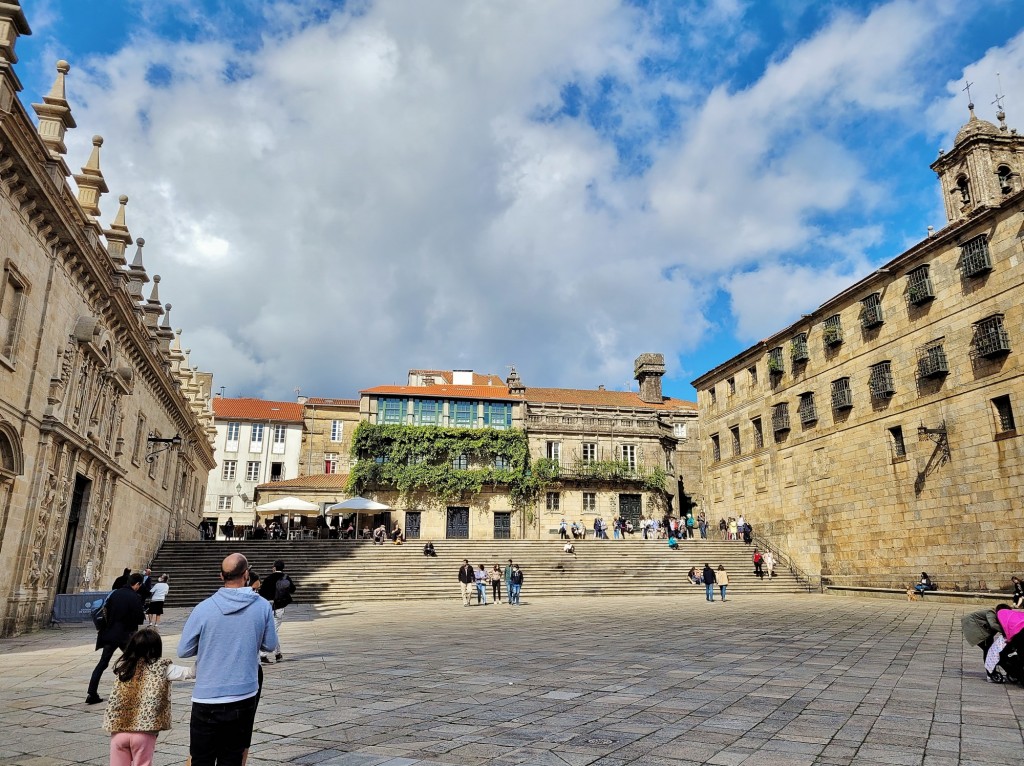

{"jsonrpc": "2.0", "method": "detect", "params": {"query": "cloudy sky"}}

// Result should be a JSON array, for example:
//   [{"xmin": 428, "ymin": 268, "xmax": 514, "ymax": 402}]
[{"xmin": 13, "ymin": 0, "xmax": 1024, "ymax": 402}]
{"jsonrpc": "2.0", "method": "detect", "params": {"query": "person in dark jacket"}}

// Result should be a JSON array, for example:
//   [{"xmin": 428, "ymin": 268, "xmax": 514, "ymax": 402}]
[
  {"xmin": 110, "ymin": 567, "xmax": 131, "ymax": 590},
  {"xmin": 258, "ymin": 559, "xmax": 295, "ymax": 664},
  {"xmin": 458, "ymin": 559, "xmax": 475, "ymax": 606},
  {"xmin": 87, "ymin": 573, "xmax": 145, "ymax": 704},
  {"xmin": 702, "ymin": 564, "xmax": 717, "ymax": 602}
]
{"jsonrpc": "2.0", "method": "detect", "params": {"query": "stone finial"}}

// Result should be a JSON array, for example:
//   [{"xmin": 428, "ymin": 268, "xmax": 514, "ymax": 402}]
[
  {"xmin": 126, "ymin": 236, "xmax": 150, "ymax": 298},
  {"xmin": 143, "ymin": 274, "xmax": 164, "ymax": 329},
  {"xmin": 634, "ymin": 353, "xmax": 666, "ymax": 404},
  {"xmin": 74, "ymin": 135, "xmax": 108, "ymax": 217},
  {"xmin": 32, "ymin": 60, "xmax": 77, "ymax": 157},
  {"xmin": 157, "ymin": 303, "xmax": 175, "ymax": 354},
  {"xmin": 0, "ymin": 3, "xmax": 31, "ymax": 101},
  {"xmin": 104, "ymin": 194, "xmax": 133, "ymax": 266}
]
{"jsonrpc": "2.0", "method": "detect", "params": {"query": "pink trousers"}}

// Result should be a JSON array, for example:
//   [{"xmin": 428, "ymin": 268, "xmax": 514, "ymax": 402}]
[{"xmin": 109, "ymin": 731, "xmax": 157, "ymax": 766}]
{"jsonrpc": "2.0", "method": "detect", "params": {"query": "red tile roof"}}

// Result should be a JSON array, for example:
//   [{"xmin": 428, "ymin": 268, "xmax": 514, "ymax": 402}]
[
  {"xmin": 256, "ymin": 473, "xmax": 350, "ymax": 490},
  {"xmin": 360, "ymin": 385, "xmax": 695, "ymax": 411},
  {"xmin": 212, "ymin": 398, "xmax": 304, "ymax": 423},
  {"xmin": 305, "ymin": 398, "xmax": 359, "ymax": 407}
]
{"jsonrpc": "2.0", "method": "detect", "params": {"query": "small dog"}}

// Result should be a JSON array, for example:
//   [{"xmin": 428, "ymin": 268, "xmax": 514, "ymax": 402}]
[{"xmin": 906, "ymin": 589, "xmax": 920, "ymax": 602}]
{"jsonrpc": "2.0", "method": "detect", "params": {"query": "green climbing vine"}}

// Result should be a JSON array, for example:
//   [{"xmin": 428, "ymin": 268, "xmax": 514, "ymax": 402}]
[{"xmin": 346, "ymin": 422, "xmax": 545, "ymax": 509}]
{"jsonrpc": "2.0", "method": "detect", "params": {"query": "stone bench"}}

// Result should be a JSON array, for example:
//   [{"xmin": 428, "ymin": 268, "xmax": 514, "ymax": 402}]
[{"xmin": 825, "ymin": 584, "xmax": 1013, "ymax": 604}]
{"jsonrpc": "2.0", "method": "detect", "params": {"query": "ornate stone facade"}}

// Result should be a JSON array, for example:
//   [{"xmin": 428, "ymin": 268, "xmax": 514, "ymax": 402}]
[
  {"xmin": 0, "ymin": 3, "xmax": 216, "ymax": 635},
  {"xmin": 693, "ymin": 104, "xmax": 1024, "ymax": 591}
]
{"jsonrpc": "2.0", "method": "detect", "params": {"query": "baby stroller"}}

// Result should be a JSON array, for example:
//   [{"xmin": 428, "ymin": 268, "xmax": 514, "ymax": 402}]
[{"xmin": 996, "ymin": 635, "xmax": 1024, "ymax": 684}]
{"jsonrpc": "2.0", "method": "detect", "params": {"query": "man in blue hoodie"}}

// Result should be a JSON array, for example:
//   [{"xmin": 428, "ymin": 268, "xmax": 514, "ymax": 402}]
[{"xmin": 178, "ymin": 553, "xmax": 277, "ymax": 766}]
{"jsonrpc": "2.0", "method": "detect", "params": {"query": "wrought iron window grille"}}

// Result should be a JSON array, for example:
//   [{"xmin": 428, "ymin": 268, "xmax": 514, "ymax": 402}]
[
  {"xmin": 861, "ymin": 293, "xmax": 884, "ymax": 328},
  {"xmin": 767, "ymin": 347, "xmax": 784, "ymax": 375},
  {"xmin": 822, "ymin": 315, "xmax": 843, "ymax": 347},
  {"xmin": 791, "ymin": 333, "xmax": 809, "ymax": 362},
  {"xmin": 906, "ymin": 266, "xmax": 935, "ymax": 305},
  {"xmin": 798, "ymin": 393, "xmax": 817, "ymax": 424},
  {"xmin": 958, "ymin": 235, "xmax": 992, "ymax": 278},
  {"xmin": 973, "ymin": 316, "xmax": 1011, "ymax": 358},
  {"xmin": 771, "ymin": 403, "xmax": 790, "ymax": 432},
  {"xmin": 831, "ymin": 378, "xmax": 853, "ymax": 410},
  {"xmin": 868, "ymin": 362, "xmax": 895, "ymax": 399},
  {"xmin": 917, "ymin": 344, "xmax": 949, "ymax": 378}
]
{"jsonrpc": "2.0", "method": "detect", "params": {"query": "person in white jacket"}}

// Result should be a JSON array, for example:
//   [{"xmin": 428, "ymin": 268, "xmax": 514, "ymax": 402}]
[{"xmin": 146, "ymin": 575, "xmax": 170, "ymax": 627}]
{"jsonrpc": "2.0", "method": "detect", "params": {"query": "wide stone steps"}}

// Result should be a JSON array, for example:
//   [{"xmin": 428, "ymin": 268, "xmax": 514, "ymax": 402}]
[{"xmin": 150, "ymin": 539, "xmax": 810, "ymax": 607}]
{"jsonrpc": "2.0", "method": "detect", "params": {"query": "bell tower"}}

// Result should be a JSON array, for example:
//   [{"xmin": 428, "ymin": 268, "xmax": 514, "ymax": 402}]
[{"xmin": 931, "ymin": 88, "xmax": 1024, "ymax": 224}]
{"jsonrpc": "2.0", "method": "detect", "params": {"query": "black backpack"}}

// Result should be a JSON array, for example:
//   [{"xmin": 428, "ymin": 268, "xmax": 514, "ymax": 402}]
[
  {"xmin": 274, "ymin": 574, "xmax": 293, "ymax": 608},
  {"xmin": 91, "ymin": 596, "xmax": 109, "ymax": 631}
]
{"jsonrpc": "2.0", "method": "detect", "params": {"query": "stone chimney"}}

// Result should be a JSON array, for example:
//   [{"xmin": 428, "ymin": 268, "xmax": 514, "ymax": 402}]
[{"xmin": 634, "ymin": 353, "xmax": 665, "ymax": 404}]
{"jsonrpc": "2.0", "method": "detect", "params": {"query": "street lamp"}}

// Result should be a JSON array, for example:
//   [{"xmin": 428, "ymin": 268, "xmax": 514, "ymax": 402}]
[{"xmin": 145, "ymin": 433, "xmax": 181, "ymax": 463}]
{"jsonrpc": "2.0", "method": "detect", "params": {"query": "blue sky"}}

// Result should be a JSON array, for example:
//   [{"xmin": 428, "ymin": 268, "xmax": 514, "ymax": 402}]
[{"xmin": 13, "ymin": 0, "xmax": 1024, "ymax": 402}]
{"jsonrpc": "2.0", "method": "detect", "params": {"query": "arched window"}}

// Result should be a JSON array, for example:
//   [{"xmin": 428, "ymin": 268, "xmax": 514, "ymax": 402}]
[
  {"xmin": 997, "ymin": 165, "xmax": 1012, "ymax": 193},
  {"xmin": 956, "ymin": 175, "xmax": 971, "ymax": 205},
  {"xmin": 0, "ymin": 421, "xmax": 24, "ymax": 480}
]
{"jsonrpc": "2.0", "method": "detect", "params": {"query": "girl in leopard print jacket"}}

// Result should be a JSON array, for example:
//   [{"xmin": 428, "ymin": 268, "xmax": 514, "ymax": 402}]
[{"xmin": 102, "ymin": 627, "xmax": 194, "ymax": 766}]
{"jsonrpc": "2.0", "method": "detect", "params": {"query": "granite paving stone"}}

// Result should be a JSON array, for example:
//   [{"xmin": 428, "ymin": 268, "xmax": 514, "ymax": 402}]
[{"xmin": 1, "ymin": 595, "xmax": 1023, "ymax": 765}]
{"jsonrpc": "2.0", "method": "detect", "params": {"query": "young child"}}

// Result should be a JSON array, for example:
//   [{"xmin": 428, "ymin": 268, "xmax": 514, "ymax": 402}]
[{"xmin": 103, "ymin": 627, "xmax": 194, "ymax": 766}]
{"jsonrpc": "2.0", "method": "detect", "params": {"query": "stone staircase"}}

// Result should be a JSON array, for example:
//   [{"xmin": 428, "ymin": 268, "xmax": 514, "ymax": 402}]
[{"xmin": 150, "ymin": 538, "xmax": 812, "ymax": 608}]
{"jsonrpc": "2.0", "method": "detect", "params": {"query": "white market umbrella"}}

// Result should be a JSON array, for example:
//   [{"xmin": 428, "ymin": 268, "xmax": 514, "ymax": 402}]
[
  {"xmin": 328, "ymin": 496, "xmax": 392, "ymax": 511},
  {"xmin": 255, "ymin": 496, "xmax": 320, "ymax": 515}
]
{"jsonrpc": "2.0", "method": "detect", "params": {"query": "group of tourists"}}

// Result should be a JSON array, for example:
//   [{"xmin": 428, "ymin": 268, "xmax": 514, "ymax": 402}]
[
  {"xmin": 458, "ymin": 559, "xmax": 524, "ymax": 605},
  {"xmin": 88, "ymin": 554, "xmax": 296, "ymax": 765}
]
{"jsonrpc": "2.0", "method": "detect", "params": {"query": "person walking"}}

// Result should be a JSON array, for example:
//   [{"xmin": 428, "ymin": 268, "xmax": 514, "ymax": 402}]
[
  {"xmin": 718, "ymin": 518, "xmax": 727, "ymax": 540},
  {"xmin": 509, "ymin": 564, "xmax": 524, "ymax": 605},
  {"xmin": 685, "ymin": 514, "xmax": 695, "ymax": 539},
  {"xmin": 458, "ymin": 560, "xmax": 475, "ymax": 606},
  {"xmin": 753, "ymin": 549, "xmax": 765, "ymax": 579},
  {"xmin": 717, "ymin": 565, "xmax": 730, "ymax": 602},
  {"xmin": 146, "ymin": 574, "xmax": 170, "ymax": 627},
  {"xmin": 728, "ymin": 518, "xmax": 738, "ymax": 541},
  {"xmin": 764, "ymin": 551, "xmax": 775, "ymax": 579},
  {"xmin": 258, "ymin": 559, "xmax": 295, "ymax": 664},
  {"xmin": 559, "ymin": 519, "xmax": 568, "ymax": 539},
  {"xmin": 503, "ymin": 559, "xmax": 514, "ymax": 605},
  {"xmin": 698, "ymin": 511, "xmax": 708, "ymax": 539},
  {"xmin": 104, "ymin": 627, "xmax": 195, "ymax": 766},
  {"xmin": 87, "ymin": 573, "xmax": 146, "ymax": 705},
  {"xmin": 177, "ymin": 553, "xmax": 277, "ymax": 766},
  {"xmin": 474, "ymin": 563, "xmax": 489, "ymax": 605},
  {"xmin": 702, "ymin": 563, "xmax": 717, "ymax": 602},
  {"xmin": 490, "ymin": 564, "xmax": 503, "ymax": 604}
]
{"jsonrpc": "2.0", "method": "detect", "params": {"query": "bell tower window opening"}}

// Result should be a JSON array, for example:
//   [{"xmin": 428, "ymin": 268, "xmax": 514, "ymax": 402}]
[
  {"xmin": 956, "ymin": 175, "xmax": 970, "ymax": 205},
  {"xmin": 997, "ymin": 165, "xmax": 1012, "ymax": 194}
]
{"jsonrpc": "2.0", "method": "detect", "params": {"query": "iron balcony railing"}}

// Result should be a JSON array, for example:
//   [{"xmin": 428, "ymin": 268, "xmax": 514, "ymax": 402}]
[
  {"xmin": 861, "ymin": 295, "xmax": 883, "ymax": 328},
  {"xmin": 974, "ymin": 319, "xmax": 1011, "ymax": 358},
  {"xmin": 831, "ymin": 379, "xmax": 853, "ymax": 409},
  {"xmin": 959, "ymin": 236, "xmax": 992, "ymax": 278},
  {"xmin": 917, "ymin": 345, "xmax": 949, "ymax": 378}
]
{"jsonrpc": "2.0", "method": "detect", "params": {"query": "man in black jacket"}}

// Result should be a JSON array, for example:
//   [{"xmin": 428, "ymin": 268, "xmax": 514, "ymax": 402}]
[
  {"xmin": 86, "ymin": 572, "xmax": 145, "ymax": 704},
  {"xmin": 458, "ymin": 560, "xmax": 475, "ymax": 606},
  {"xmin": 258, "ymin": 559, "xmax": 295, "ymax": 664}
]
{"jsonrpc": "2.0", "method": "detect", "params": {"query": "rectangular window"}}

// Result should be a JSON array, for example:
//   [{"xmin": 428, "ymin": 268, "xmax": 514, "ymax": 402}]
[
  {"xmin": 823, "ymin": 314, "xmax": 843, "ymax": 347},
  {"xmin": 831, "ymin": 378, "xmax": 853, "ymax": 410},
  {"xmin": 869, "ymin": 361, "xmax": 895, "ymax": 399},
  {"xmin": 673, "ymin": 423, "xmax": 688, "ymax": 439},
  {"xmin": 450, "ymin": 400, "xmax": 476, "ymax": 428},
  {"xmin": 546, "ymin": 492, "xmax": 560, "ymax": 511},
  {"xmin": 582, "ymin": 442, "xmax": 597, "ymax": 463},
  {"xmin": 324, "ymin": 453, "xmax": 339, "ymax": 474},
  {"xmin": 148, "ymin": 432, "xmax": 160, "ymax": 479},
  {"xmin": 0, "ymin": 265, "xmax": 27, "ymax": 362},
  {"xmin": 452, "ymin": 454, "xmax": 468, "ymax": 470},
  {"xmin": 709, "ymin": 387, "xmax": 717, "ymax": 404},
  {"xmin": 710, "ymin": 434, "xmax": 721, "ymax": 463},
  {"xmin": 546, "ymin": 441, "xmax": 561, "ymax": 463},
  {"xmin": 249, "ymin": 423, "xmax": 264, "ymax": 451},
  {"xmin": 133, "ymin": 413, "xmax": 146, "ymax": 465},
  {"xmin": 767, "ymin": 347, "xmax": 784, "ymax": 376},
  {"xmin": 272, "ymin": 424, "xmax": 286, "ymax": 454},
  {"xmin": 730, "ymin": 425, "xmax": 740, "ymax": 455},
  {"xmin": 994, "ymin": 395, "xmax": 1016, "ymax": 433},
  {"xmin": 959, "ymin": 234, "xmax": 992, "ymax": 277},
  {"xmin": 620, "ymin": 444, "xmax": 637, "ymax": 470},
  {"xmin": 907, "ymin": 265, "xmax": 935, "ymax": 305},
  {"xmin": 917, "ymin": 342, "xmax": 949, "ymax": 378},
  {"xmin": 413, "ymin": 399, "xmax": 442, "ymax": 426},
  {"xmin": 861, "ymin": 292, "xmax": 883, "ymax": 328},
  {"xmin": 752, "ymin": 417, "xmax": 764, "ymax": 449},
  {"xmin": 330, "ymin": 420, "xmax": 343, "ymax": 442},
  {"xmin": 484, "ymin": 402, "xmax": 512, "ymax": 429},
  {"xmin": 798, "ymin": 392, "xmax": 818, "ymax": 424},
  {"xmin": 889, "ymin": 426, "xmax": 906, "ymax": 458},
  {"xmin": 791, "ymin": 332, "xmax": 809, "ymax": 362},
  {"xmin": 973, "ymin": 315, "xmax": 1011, "ymax": 358},
  {"xmin": 379, "ymin": 397, "xmax": 407, "ymax": 424},
  {"xmin": 245, "ymin": 461, "xmax": 260, "ymax": 482},
  {"xmin": 583, "ymin": 492, "xmax": 597, "ymax": 512},
  {"xmin": 270, "ymin": 462, "xmax": 283, "ymax": 482},
  {"xmin": 771, "ymin": 403, "xmax": 790, "ymax": 433},
  {"xmin": 221, "ymin": 460, "xmax": 237, "ymax": 481},
  {"xmin": 727, "ymin": 377, "xmax": 736, "ymax": 396},
  {"xmin": 493, "ymin": 456, "xmax": 509, "ymax": 470},
  {"xmin": 225, "ymin": 422, "xmax": 240, "ymax": 450},
  {"xmin": 217, "ymin": 496, "xmax": 233, "ymax": 511},
  {"xmin": 748, "ymin": 365, "xmax": 758, "ymax": 385}
]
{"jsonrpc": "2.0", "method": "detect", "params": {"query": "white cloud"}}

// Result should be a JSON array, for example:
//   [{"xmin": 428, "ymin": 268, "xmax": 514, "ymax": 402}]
[{"xmin": 28, "ymin": 0, "xmax": 1008, "ymax": 398}]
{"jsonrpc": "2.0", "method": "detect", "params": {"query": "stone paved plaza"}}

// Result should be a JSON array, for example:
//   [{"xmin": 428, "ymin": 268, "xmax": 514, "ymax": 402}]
[{"xmin": 1, "ymin": 594, "xmax": 1021, "ymax": 766}]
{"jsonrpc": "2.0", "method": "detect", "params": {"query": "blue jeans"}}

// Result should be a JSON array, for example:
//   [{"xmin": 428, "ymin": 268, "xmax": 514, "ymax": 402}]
[
  {"xmin": 720, "ymin": 585, "xmax": 727, "ymax": 601},
  {"xmin": 509, "ymin": 584, "xmax": 521, "ymax": 604},
  {"xmin": 476, "ymin": 582, "xmax": 487, "ymax": 604},
  {"xmin": 705, "ymin": 584, "xmax": 715, "ymax": 601}
]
